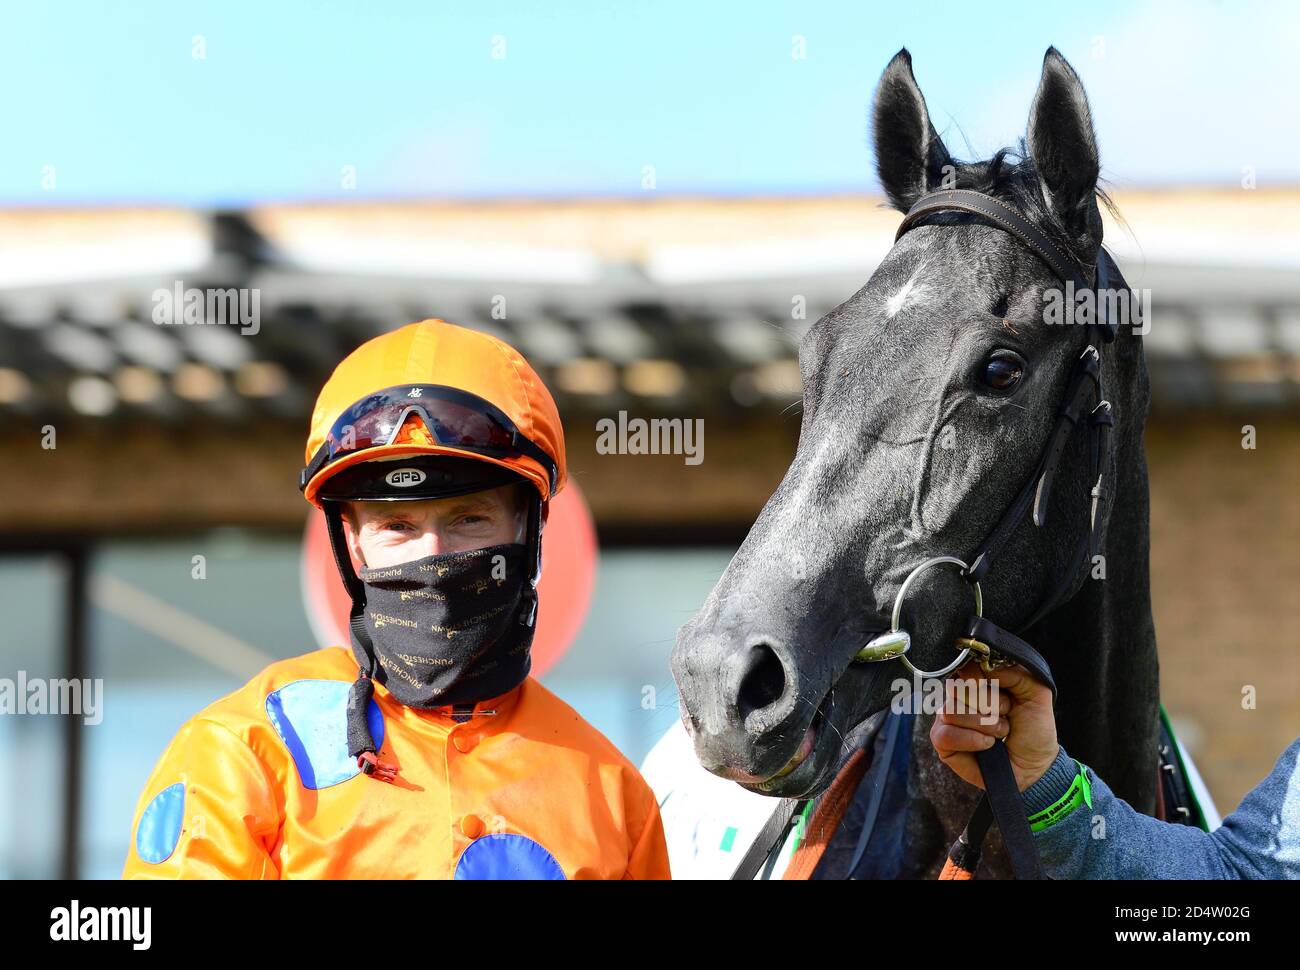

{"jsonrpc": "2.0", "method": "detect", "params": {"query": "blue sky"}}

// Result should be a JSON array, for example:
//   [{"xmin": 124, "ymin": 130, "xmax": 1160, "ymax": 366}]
[{"xmin": 2, "ymin": 0, "xmax": 1296, "ymax": 205}]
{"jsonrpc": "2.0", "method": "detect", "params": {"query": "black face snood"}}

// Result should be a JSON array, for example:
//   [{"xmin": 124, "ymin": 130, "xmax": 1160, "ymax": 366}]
[{"xmin": 351, "ymin": 543, "xmax": 534, "ymax": 709}]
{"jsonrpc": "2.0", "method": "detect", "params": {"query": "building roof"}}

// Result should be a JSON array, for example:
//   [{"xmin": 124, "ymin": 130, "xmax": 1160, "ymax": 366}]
[{"xmin": 1, "ymin": 190, "xmax": 1298, "ymax": 423}]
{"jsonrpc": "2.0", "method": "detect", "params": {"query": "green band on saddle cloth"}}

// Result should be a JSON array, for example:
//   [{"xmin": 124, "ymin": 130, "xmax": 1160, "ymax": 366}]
[{"xmin": 1027, "ymin": 761, "xmax": 1092, "ymax": 833}]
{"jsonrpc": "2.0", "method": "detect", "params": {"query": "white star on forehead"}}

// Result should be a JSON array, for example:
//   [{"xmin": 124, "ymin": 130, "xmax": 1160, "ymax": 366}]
[{"xmin": 885, "ymin": 267, "xmax": 925, "ymax": 319}]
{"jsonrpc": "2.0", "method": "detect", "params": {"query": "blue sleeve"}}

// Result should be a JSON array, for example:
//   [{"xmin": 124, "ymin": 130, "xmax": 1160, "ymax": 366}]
[{"xmin": 1021, "ymin": 740, "xmax": 1300, "ymax": 879}]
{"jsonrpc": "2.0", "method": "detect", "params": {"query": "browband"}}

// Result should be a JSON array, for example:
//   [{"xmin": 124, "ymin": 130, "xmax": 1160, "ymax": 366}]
[{"xmin": 895, "ymin": 188, "xmax": 1098, "ymax": 321}]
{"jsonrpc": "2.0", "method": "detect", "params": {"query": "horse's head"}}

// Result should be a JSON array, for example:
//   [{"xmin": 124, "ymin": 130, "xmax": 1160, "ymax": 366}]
[{"xmin": 673, "ymin": 47, "xmax": 1121, "ymax": 797}]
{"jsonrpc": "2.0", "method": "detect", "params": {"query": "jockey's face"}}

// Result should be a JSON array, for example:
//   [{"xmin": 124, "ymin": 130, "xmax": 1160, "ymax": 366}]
[{"xmin": 342, "ymin": 484, "xmax": 525, "ymax": 569}]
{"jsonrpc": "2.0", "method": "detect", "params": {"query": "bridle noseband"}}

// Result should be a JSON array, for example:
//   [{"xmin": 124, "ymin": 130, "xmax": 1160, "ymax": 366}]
[{"xmin": 864, "ymin": 188, "xmax": 1136, "ymax": 879}]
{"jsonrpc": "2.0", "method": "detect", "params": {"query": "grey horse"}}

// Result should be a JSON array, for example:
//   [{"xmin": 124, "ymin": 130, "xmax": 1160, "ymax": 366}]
[{"xmin": 671, "ymin": 47, "xmax": 1158, "ymax": 878}]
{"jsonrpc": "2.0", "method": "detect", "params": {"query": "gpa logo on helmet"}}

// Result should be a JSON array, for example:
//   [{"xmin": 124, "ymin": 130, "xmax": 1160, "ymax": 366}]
[{"xmin": 385, "ymin": 467, "xmax": 427, "ymax": 488}]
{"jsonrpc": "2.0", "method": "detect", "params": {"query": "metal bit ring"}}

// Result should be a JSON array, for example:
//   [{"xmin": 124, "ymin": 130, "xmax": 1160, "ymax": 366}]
[{"xmin": 893, "ymin": 556, "xmax": 983, "ymax": 679}]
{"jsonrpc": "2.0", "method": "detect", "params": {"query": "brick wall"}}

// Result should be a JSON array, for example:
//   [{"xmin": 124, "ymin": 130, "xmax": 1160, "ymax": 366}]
[{"xmin": 1147, "ymin": 417, "xmax": 1300, "ymax": 814}]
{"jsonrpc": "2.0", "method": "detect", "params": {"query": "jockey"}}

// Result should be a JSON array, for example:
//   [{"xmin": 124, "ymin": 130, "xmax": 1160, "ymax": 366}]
[{"xmin": 123, "ymin": 319, "xmax": 671, "ymax": 879}]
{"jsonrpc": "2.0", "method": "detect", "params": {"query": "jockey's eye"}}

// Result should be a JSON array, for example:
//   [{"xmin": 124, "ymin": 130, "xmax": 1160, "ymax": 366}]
[{"xmin": 980, "ymin": 350, "xmax": 1026, "ymax": 393}]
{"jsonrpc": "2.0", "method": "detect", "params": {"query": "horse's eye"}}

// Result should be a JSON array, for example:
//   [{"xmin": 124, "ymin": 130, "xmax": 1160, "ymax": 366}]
[{"xmin": 980, "ymin": 351, "xmax": 1026, "ymax": 392}]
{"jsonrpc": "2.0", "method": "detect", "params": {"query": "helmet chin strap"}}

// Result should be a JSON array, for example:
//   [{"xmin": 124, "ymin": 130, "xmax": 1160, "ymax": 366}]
[
  {"xmin": 521, "ymin": 495, "xmax": 542, "ymax": 628},
  {"xmin": 323, "ymin": 503, "xmax": 396, "ymax": 779},
  {"xmin": 322, "ymin": 491, "xmax": 545, "ymax": 782}
]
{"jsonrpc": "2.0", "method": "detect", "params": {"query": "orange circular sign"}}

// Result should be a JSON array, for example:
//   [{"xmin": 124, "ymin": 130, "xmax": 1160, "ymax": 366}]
[{"xmin": 301, "ymin": 482, "xmax": 598, "ymax": 677}]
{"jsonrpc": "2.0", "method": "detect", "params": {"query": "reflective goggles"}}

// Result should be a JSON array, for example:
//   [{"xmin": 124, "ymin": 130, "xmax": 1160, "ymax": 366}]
[{"xmin": 301, "ymin": 384, "xmax": 557, "ymax": 496}]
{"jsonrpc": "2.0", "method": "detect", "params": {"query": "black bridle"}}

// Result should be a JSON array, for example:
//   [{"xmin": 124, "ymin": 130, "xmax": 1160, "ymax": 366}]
[
  {"xmin": 731, "ymin": 188, "xmax": 1137, "ymax": 881},
  {"xmin": 896, "ymin": 189, "xmax": 1121, "ymax": 631},
  {"xmin": 898, "ymin": 189, "xmax": 1132, "ymax": 880}
]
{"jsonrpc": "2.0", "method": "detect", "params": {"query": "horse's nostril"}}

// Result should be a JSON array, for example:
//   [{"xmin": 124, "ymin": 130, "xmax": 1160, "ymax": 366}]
[{"xmin": 735, "ymin": 643, "xmax": 787, "ymax": 719}]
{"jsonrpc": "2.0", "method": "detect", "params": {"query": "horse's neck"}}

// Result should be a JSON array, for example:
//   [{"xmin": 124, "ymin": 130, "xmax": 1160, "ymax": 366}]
[{"xmin": 1027, "ymin": 407, "xmax": 1159, "ymax": 811}]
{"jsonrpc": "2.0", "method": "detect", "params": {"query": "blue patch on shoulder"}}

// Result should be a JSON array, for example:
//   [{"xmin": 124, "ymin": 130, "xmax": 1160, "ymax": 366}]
[
  {"xmin": 265, "ymin": 679, "xmax": 385, "ymax": 790},
  {"xmin": 454, "ymin": 834, "xmax": 567, "ymax": 880},
  {"xmin": 136, "ymin": 782, "xmax": 185, "ymax": 864}
]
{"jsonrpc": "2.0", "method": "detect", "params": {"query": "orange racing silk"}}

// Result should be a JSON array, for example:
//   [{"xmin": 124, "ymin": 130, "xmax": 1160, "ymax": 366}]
[{"xmin": 122, "ymin": 647, "xmax": 670, "ymax": 880}]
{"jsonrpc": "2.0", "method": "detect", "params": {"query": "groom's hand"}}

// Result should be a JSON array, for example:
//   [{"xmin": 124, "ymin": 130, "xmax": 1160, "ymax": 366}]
[{"xmin": 930, "ymin": 661, "xmax": 1059, "ymax": 791}]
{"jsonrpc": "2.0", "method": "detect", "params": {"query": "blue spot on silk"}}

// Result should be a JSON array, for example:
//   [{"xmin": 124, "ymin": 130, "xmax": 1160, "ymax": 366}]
[
  {"xmin": 265, "ymin": 679, "xmax": 385, "ymax": 789},
  {"xmin": 455, "ymin": 834, "xmax": 567, "ymax": 880},
  {"xmin": 136, "ymin": 782, "xmax": 186, "ymax": 864}
]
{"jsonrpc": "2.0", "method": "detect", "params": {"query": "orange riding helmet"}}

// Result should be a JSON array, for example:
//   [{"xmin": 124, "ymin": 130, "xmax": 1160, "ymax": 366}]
[{"xmin": 301, "ymin": 319, "xmax": 567, "ymax": 506}]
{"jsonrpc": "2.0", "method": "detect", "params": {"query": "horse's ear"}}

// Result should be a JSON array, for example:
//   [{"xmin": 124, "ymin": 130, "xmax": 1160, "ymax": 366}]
[
  {"xmin": 871, "ymin": 49, "xmax": 953, "ymax": 213},
  {"xmin": 1027, "ymin": 47, "xmax": 1101, "ymax": 245}
]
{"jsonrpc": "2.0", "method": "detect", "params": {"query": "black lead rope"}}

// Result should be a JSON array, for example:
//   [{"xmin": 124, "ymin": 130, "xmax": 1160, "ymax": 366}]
[
  {"xmin": 944, "ymin": 615, "xmax": 1059, "ymax": 880},
  {"xmin": 947, "ymin": 743, "xmax": 1042, "ymax": 879}
]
